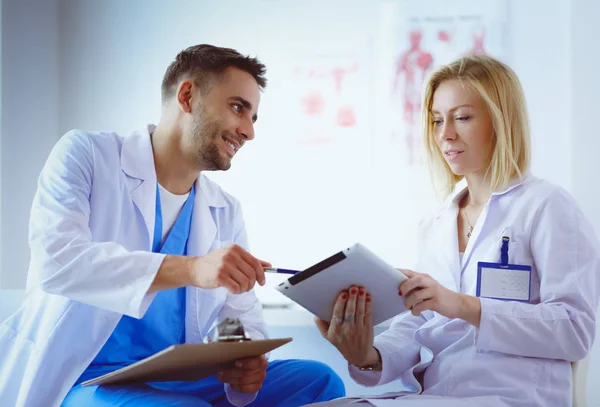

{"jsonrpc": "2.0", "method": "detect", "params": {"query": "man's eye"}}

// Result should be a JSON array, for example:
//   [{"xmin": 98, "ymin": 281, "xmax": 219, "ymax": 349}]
[{"xmin": 232, "ymin": 104, "xmax": 242, "ymax": 113}]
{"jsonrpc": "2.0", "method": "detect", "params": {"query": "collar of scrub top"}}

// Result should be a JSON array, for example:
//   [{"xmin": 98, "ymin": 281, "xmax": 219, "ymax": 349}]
[{"xmin": 152, "ymin": 183, "xmax": 196, "ymax": 255}]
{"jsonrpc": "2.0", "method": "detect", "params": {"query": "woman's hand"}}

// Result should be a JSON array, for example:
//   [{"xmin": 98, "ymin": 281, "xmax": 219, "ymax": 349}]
[
  {"xmin": 314, "ymin": 286, "xmax": 380, "ymax": 367},
  {"xmin": 398, "ymin": 269, "xmax": 481, "ymax": 327}
]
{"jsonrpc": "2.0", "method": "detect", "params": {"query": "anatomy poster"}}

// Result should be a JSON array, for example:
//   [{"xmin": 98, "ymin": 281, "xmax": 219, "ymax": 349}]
[
  {"xmin": 287, "ymin": 55, "xmax": 371, "ymax": 154},
  {"xmin": 387, "ymin": 0, "xmax": 509, "ymax": 166}
]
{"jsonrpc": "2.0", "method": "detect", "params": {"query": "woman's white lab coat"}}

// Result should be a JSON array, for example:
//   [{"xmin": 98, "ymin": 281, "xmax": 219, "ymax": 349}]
[
  {"xmin": 318, "ymin": 174, "xmax": 600, "ymax": 407},
  {"xmin": 0, "ymin": 127, "xmax": 267, "ymax": 407}
]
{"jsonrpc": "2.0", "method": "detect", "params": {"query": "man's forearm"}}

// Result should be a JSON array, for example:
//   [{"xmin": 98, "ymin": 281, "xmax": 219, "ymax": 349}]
[{"xmin": 149, "ymin": 255, "xmax": 195, "ymax": 292}]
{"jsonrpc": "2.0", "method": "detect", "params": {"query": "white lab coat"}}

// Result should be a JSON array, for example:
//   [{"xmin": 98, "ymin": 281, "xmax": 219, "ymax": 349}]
[
  {"xmin": 0, "ymin": 126, "xmax": 268, "ymax": 407},
  {"xmin": 313, "ymin": 174, "xmax": 600, "ymax": 407}
]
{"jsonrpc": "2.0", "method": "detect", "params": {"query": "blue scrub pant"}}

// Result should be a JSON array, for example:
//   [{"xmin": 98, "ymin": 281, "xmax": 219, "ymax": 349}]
[{"xmin": 62, "ymin": 359, "xmax": 345, "ymax": 406}]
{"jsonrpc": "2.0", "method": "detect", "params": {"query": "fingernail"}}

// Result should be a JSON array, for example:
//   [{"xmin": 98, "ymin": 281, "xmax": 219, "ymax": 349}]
[
  {"xmin": 398, "ymin": 289, "xmax": 403, "ymax": 296},
  {"xmin": 260, "ymin": 279, "xmax": 266, "ymax": 286},
  {"xmin": 359, "ymin": 288, "xmax": 365, "ymax": 296},
  {"xmin": 350, "ymin": 287, "xmax": 358, "ymax": 294},
  {"xmin": 342, "ymin": 293, "xmax": 348, "ymax": 300},
  {"xmin": 366, "ymin": 297, "xmax": 371, "ymax": 303}
]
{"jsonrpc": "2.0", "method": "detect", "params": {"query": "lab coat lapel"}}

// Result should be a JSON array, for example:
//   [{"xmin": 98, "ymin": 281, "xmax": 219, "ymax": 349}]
[
  {"xmin": 121, "ymin": 126, "xmax": 158, "ymax": 250},
  {"xmin": 459, "ymin": 205, "xmax": 486, "ymax": 276},
  {"xmin": 184, "ymin": 176, "xmax": 228, "ymax": 344},
  {"xmin": 187, "ymin": 175, "xmax": 218, "ymax": 257},
  {"xmin": 459, "ymin": 174, "xmax": 530, "ymax": 275},
  {"xmin": 435, "ymin": 207, "xmax": 461, "ymax": 292}
]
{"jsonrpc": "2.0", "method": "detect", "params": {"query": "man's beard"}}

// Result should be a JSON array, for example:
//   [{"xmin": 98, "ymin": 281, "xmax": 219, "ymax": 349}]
[{"xmin": 190, "ymin": 114, "xmax": 231, "ymax": 171}]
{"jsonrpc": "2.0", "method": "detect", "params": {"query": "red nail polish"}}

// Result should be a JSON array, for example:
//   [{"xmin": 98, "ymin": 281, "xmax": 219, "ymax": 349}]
[
  {"xmin": 359, "ymin": 288, "xmax": 365, "ymax": 296},
  {"xmin": 366, "ymin": 297, "xmax": 371, "ymax": 303},
  {"xmin": 342, "ymin": 293, "xmax": 348, "ymax": 300},
  {"xmin": 350, "ymin": 288, "xmax": 358, "ymax": 294}
]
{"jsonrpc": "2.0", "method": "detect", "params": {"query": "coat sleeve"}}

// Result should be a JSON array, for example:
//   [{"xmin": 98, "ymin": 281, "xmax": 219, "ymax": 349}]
[
  {"xmin": 221, "ymin": 202, "xmax": 268, "ymax": 407},
  {"xmin": 29, "ymin": 130, "xmax": 164, "ymax": 318},
  {"xmin": 476, "ymin": 187, "xmax": 600, "ymax": 361}
]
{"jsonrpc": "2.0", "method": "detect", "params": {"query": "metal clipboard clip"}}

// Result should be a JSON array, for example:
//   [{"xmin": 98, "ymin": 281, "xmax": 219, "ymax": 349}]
[{"xmin": 203, "ymin": 318, "xmax": 251, "ymax": 343}]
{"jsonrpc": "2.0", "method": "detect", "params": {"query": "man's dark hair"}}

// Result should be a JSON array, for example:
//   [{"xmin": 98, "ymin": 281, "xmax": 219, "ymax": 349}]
[{"xmin": 161, "ymin": 44, "xmax": 267, "ymax": 104}]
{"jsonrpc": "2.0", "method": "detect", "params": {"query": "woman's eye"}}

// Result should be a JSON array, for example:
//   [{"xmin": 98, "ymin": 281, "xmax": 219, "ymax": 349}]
[
  {"xmin": 456, "ymin": 116, "xmax": 470, "ymax": 122},
  {"xmin": 432, "ymin": 119, "xmax": 443, "ymax": 126}
]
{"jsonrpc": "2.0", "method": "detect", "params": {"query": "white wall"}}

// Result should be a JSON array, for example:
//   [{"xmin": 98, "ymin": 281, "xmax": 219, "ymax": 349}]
[
  {"xmin": 55, "ymin": 0, "xmax": 581, "ymax": 285},
  {"xmin": 508, "ymin": 0, "xmax": 573, "ymax": 192},
  {"xmin": 571, "ymin": 1, "xmax": 600, "ymax": 404},
  {"xmin": 0, "ymin": 1, "xmax": 3, "ymax": 289},
  {"xmin": 571, "ymin": 0, "xmax": 600, "ymax": 232},
  {"xmin": 1, "ymin": 0, "xmax": 591, "ymax": 288},
  {"xmin": 0, "ymin": 0, "xmax": 60, "ymax": 289}
]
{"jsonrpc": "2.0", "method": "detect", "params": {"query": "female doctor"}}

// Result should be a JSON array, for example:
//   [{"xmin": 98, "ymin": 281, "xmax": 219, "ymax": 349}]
[{"xmin": 310, "ymin": 55, "xmax": 600, "ymax": 407}]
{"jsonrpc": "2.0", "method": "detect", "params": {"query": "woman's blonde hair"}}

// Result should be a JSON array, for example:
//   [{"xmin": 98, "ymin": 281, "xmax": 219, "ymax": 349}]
[{"xmin": 422, "ymin": 55, "xmax": 531, "ymax": 198}]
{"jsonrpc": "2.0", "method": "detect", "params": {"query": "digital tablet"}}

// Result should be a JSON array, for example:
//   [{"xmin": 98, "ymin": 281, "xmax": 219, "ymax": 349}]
[{"xmin": 275, "ymin": 243, "xmax": 409, "ymax": 326}]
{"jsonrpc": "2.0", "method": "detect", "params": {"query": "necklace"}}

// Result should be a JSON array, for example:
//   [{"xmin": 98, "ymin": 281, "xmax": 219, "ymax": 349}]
[{"xmin": 464, "ymin": 208, "xmax": 474, "ymax": 239}]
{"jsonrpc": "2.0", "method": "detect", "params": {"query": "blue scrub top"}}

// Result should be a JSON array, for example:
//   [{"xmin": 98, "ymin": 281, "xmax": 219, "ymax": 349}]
[{"xmin": 76, "ymin": 184, "xmax": 195, "ymax": 385}]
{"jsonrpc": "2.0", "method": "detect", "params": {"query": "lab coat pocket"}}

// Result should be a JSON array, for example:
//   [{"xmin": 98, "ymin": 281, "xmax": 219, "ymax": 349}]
[
  {"xmin": 482, "ymin": 235, "xmax": 522, "ymax": 265},
  {"xmin": 196, "ymin": 286, "xmax": 225, "ymax": 300},
  {"xmin": 0, "ymin": 323, "xmax": 36, "ymax": 404},
  {"xmin": 474, "ymin": 349, "xmax": 543, "ymax": 388}
]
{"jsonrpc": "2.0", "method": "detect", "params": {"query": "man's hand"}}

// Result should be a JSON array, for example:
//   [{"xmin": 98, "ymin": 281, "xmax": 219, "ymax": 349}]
[
  {"xmin": 216, "ymin": 356, "xmax": 268, "ymax": 394},
  {"xmin": 149, "ymin": 245, "xmax": 271, "ymax": 294},
  {"xmin": 191, "ymin": 244, "xmax": 271, "ymax": 294}
]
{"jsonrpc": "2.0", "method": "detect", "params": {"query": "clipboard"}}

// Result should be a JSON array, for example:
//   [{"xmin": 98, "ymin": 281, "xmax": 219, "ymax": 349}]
[
  {"xmin": 81, "ymin": 338, "xmax": 292, "ymax": 387},
  {"xmin": 275, "ymin": 243, "xmax": 409, "ymax": 326}
]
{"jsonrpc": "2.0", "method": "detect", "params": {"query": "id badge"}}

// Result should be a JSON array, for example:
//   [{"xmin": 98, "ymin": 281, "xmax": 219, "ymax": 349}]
[
  {"xmin": 476, "ymin": 262, "xmax": 532, "ymax": 302},
  {"xmin": 476, "ymin": 236, "xmax": 532, "ymax": 302}
]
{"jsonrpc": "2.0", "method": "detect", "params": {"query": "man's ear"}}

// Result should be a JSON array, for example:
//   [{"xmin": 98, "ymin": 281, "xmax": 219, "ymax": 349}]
[{"xmin": 176, "ymin": 80, "xmax": 194, "ymax": 114}]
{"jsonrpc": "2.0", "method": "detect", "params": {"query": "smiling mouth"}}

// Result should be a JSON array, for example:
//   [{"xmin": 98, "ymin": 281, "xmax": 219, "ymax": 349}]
[{"xmin": 222, "ymin": 135, "xmax": 240, "ymax": 156}]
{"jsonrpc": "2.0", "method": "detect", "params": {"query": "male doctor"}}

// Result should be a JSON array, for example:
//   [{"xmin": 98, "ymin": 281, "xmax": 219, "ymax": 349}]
[{"xmin": 0, "ymin": 44, "xmax": 345, "ymax": 407}]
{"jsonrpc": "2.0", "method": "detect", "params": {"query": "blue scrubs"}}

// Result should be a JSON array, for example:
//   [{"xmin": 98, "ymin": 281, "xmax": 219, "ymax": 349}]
[
  {"xmin": 63, "ymin": 184, "xmax": 345, "ymax": 406},
  {"xmin": 74, "ymin": 184, "xmax": 194, "ymax": 385},
  {"xmin": 64, "ymin": 359, "xmax": 344, "ymax": 407}
]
